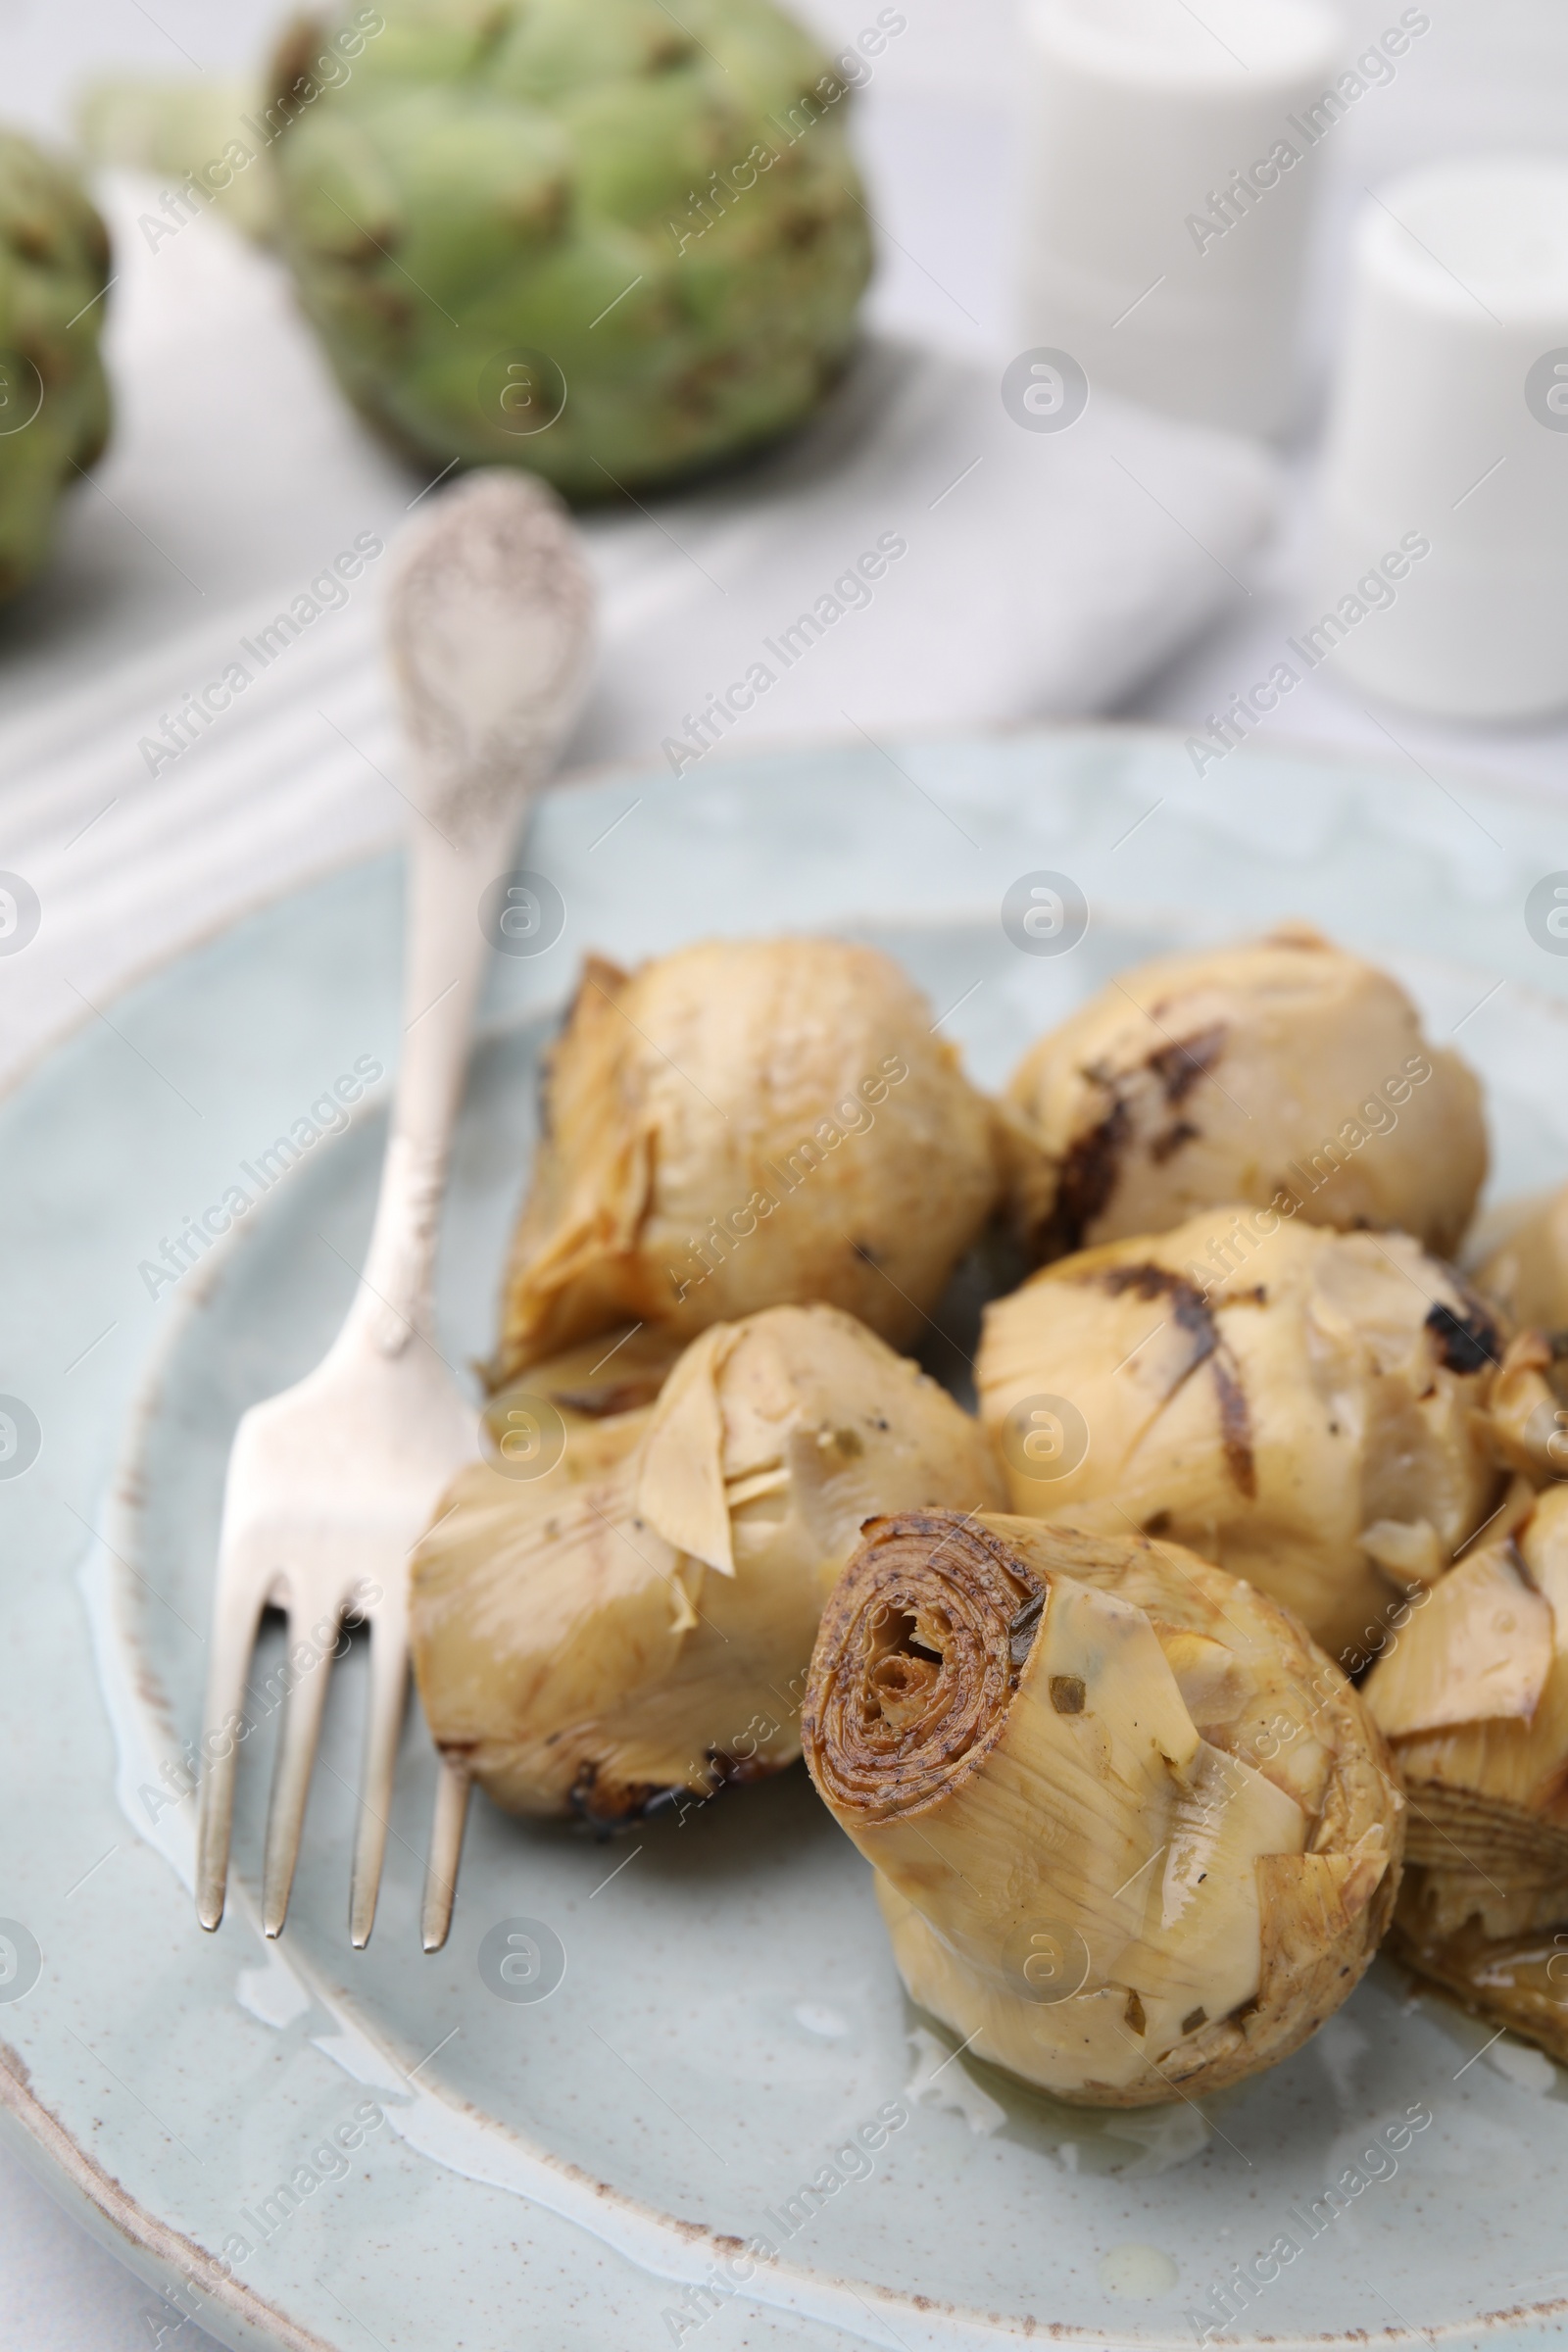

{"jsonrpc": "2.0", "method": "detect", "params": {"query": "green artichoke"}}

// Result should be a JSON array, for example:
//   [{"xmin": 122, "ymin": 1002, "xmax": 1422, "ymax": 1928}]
[
  {"xmin": 0, "ymin": 130, "xmax": 112, "ymax": 601},
  {"xmin": 267, "ymin": 0, "xmax": 875, "ymax": 498}
]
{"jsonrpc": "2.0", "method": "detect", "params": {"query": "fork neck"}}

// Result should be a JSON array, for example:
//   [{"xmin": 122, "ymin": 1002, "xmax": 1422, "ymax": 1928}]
[{"xmin": 342, "ymin": 804, "xmax": 529, "ymax": 1359}]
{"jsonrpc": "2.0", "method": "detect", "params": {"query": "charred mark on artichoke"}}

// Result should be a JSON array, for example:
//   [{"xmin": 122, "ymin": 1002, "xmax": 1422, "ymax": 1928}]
[
  {"xmin": 1102, "ymin": 1258, "xmax": 1213, "ymax": 1343},
  {"xmin": 1149, "ymin": 1118, "xmax": 1200, "ymax": 1165},
  {"xmin": 1212, "ymin": 1353, "xmax": 1258, "ymax": 1498},
  {"xmin": 1008, "ymin": 1592, "xmax": 1044, "ymax": 1669},
  {"xmin": 1148, "ymin": 1023, "xmax": 1228, "ymax": 1104},
  {"xmin": 1050, "ymin": 1674, "xmax": 1087, "ymax": 1714},
  {"xmin": 1039, "ymin": 1095, "xmax": 1131, "ymax": 1257},
  {"xmin": 1041, "ymin": 1026, "xmax": 1228, "ymax": 1252},
  {"xmin": 1099, "ymin": 1260, "xmax": 1257, "ymax": 1495},
  {"xmin": 1181, "ymin": 2005, "xmax": 1208, "ymax": 2035},
  {"xmin": 1426, "ymin": 1298, "xmax": 1500, "ymax": 1376},
  {"xmin": 1124, "ymin": 1989, "xmax": 1147, "ymax": 2034}
]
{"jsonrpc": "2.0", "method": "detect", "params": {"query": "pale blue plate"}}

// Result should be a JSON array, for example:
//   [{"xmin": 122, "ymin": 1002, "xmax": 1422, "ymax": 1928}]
[{"xmin": 5, "ymin": 725, "xmax": 1568, "ymax": 2352}]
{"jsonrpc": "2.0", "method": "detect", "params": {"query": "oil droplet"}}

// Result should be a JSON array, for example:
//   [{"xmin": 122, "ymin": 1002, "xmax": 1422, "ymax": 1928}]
[
  {"xmin": 1486, "ymin": 2036, "xmax": 1556, "ymax": 2095},
  {"xmin": 1099, "ymin": 2244, "xmax": 1179, "ymax": 2298},
  {"xmin": 793, "ymin": 2002, "xmax": 849, "ymax": 2038}
]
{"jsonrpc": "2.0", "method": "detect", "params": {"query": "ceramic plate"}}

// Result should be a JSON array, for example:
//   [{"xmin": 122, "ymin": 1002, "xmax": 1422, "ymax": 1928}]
[{"xmin": 6, "ymin": 725, "xmax": 1568, "ymax": 2352}]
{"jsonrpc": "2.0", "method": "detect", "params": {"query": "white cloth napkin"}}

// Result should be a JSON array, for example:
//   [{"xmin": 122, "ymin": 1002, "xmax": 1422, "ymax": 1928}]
[{"xmin": 0, "ymin": 173, "xmax": 1279, "ymax": 1087}]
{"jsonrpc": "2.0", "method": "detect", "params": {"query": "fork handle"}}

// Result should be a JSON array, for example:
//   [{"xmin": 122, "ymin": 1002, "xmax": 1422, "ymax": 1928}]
[{"xmin": 343, "ymin": 807, "xmax": 525, "ymax": 1358}]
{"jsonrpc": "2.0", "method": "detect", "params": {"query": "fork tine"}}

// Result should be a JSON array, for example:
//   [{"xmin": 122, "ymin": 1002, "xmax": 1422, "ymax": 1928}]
[
  {"xmin": 348, "ymin": 1617, "xmax": 410, "ymax": 1950},
  {"xmin": 195, "ymin": 1589, "xmax": 268, "ymax": 1933},
  {"xmin": 420, "ymin": 1755, "xmax": 471, "ymax": 1954},
  {"xmin": 261, "ymin": 1613, "xmax": 340, "ymax": 1937}
]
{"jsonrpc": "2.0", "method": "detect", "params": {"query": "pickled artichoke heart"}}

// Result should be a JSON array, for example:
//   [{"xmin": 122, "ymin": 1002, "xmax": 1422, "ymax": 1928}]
[
  {"xmin": 268, "ymin": 0, "xmax": 873, "ymax": 499},
  {"xmin": 1366, "ymin": 1484, "xmax": 1568, "ymax": 1945},
  {"xmin": 0, "ymin": 129, "xmax": 112, "ymax": 600},
  {"xmin": 802, "ymin": 1511, "xmax": 1401, "ymax": 2107},
  {"xmin": 1002, "ymin": 923, "xmax": 1485, "ymax": 1265},
  {"xmin": 977, "ymin": 1207, "xmax": 1503, "ymax": 1663},
  {"xmin": 1477, "ymin": 1187, "xmax": 1568, "ymax": 1337},
  {"xmin": 412, "ymin": 1303, "xmax": 1004, "ymax": 1824},
  {"xmin": 494, "ymin": 939, "xmax": 1001, "ymax": 1385}
]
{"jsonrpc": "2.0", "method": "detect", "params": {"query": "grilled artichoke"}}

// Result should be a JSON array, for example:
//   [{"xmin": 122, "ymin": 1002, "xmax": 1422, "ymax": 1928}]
[
  {"xmin": 268, "ymin": 0, "xmax": 873, "ymax": 498},
  {"xmin": 803, "ymin": 1511, "xmax": 1401, "ymax": 2106},
  {"xmin": 0, "ymin": 129, "xmax": 112, "ymax": 600},
  {"xmin": 1003, "ymin": 924, "xmax": 1485, "ymax": 1264},
  {"xmin": 494, "ymin": 939, "xmax": 1002, "ymax": 1386},
  {"xmin": 976, "ymin": 1206, "xmax": 1503, "ymax": 1663},
  {"xmin": 1365, "ymin": 1484, "xmax": 1568, "ymax": 2058},
  {"xmin": 412, "ymin": 1303, "xmax": 1004, "ymax": 1824},
  {"xmin": 1476, "ymin": 1185, "xmax": 1568, "ymax": 1334}
]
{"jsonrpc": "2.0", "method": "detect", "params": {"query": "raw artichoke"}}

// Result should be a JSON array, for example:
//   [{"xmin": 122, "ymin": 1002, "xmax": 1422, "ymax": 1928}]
[
  {"xmin": 0, "ymin": 129, "xmax": 112, "ymax": 600},
  {"xmin": 411, "ymin": 1303, "xmax": 1004, "ymax": 1824},
  {"xmin": 1365, "ymin": 1484, "xmax": 1568, "ymax": 2058},
  {"xmin": 493, "ymin": 939, "xmax": 1002, "ymax": 1386},
  {"xmin": 1003, "ymin": 923, "xmax": 1485, "ymax": 1265},
  {"xmin": 802, "ymin": 1510, "xmax": 1401, "ymax": 2106},
  {"xmin": 75, "ymin": 78, "xmax": 277, "ymax": 241},
  {"xmin": 976, "ymin": 1206, "xmax": 1503, "ymax": 1662},
  {"xmin": 268, "ymin": 0, "xmax": 873, "ymax": 498}
]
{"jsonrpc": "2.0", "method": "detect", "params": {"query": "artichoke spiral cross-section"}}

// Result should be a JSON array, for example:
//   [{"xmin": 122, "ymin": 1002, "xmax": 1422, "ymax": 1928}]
[
  {"xmin": 493, "ymin": 938, "xmax": 1002, "ymax": 1385},
  {"xmin": 977, "ymin": 1206, "xmax": 1503, "ymax": 1663},
  {"xmin": 803, "ymin": 1512, "xmax": 1402, "ymax": 2106},
  {"xmin": 1001, "ymin": 924, "xmax": 1485, "ymax": 1264},
  {"xmin": 411, "ymin": 1304, "xmax": 1004, "ymax": 1825}
]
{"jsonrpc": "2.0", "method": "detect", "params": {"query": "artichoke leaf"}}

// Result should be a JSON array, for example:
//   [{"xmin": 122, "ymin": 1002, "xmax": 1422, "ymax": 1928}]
[
  {"xmin": 1365, "ymin": 1540, "xmax": 1553, "ymax": 1739},
  {"xmin": 637, "ymin": 1322, "xmax": 740, "ymax": 1573}
]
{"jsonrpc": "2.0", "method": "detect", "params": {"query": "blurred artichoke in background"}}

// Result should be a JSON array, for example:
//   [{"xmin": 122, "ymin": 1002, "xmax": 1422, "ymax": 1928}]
[
  {"xmin": 76, "ymin": 78, "xmax": 278, "ymax": 242},
  {"xmin": 268, "ymin": 0, "xmax": 875, "ymax": 497},
  {"xmin": 0, "ymin": 130, "xmax": 112, "ymax": 601}
]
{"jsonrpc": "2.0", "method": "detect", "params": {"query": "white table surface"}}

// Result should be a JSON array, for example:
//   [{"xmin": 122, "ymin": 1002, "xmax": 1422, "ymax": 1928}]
[{"xmin": 4, "ymin": 3, "xmax": 1568, "ymax": 2344}]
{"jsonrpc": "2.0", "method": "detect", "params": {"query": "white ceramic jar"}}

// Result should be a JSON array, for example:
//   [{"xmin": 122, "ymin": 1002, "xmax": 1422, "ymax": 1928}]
[
  {"xmin": 1312, "ymin": 155, "xmax": 1568, "ymax": 721},
  {"xmin": 1017, "ymin": 0, "xmax": 1344, "ymax": 438}
]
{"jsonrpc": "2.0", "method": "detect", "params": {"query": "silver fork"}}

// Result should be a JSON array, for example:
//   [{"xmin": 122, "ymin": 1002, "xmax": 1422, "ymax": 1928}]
[{"xmin": 194, "ymin": 469, "xmax": 594, "ymax": 1953}]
